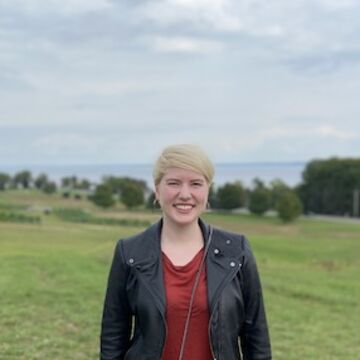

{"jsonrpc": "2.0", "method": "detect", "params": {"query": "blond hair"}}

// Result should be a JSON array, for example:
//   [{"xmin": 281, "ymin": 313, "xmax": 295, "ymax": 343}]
[{"xmin": 153, "ymin": 144, "xmax": 214, "ymax": 186}]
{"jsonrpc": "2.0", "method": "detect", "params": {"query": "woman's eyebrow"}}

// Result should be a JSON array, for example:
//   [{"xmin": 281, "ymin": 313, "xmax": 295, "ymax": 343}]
[{"xmin": 164, "ymin": 177, "xmax": 204, "ymax": 182}]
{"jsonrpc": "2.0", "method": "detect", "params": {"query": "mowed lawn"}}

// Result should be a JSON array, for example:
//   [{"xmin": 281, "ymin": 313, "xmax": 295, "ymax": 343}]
[{"xmin": 0, "ymin": 191, "xmax": 359, "ymax": 359}]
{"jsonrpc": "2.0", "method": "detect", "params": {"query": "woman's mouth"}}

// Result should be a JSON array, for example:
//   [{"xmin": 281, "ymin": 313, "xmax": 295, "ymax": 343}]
[{"xmin": 174, "ymin": 204, "xmax": 195, "ymax": 211}]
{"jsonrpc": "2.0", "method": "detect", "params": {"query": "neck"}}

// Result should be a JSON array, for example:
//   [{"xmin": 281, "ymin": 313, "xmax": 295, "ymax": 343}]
[{"xmin": 161, "ymin": 217, "xmax": 203, "ymax": 246}]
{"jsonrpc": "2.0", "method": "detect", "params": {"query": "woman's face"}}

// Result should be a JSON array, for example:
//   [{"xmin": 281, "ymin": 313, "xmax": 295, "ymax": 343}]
[{"xmin": 155, "ymin": 167, "xmax": 209, "ymax": 227}]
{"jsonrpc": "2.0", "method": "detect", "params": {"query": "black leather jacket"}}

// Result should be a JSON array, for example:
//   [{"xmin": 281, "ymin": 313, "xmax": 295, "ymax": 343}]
[{"xmin": 100, "ymin": 218, "xmax": 271, "ymax": 360}]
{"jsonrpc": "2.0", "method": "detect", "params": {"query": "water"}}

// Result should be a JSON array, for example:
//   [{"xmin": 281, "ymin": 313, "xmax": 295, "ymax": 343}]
[{"xmin": 1, "ymin": 162, "xmax": 306, "ymax": 189}]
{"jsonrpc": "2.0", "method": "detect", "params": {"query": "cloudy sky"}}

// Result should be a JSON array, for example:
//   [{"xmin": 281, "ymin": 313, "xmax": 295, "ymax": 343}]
[{"xmin": 1, "ymin": 0, "xmax": 360, "ymax": 166}]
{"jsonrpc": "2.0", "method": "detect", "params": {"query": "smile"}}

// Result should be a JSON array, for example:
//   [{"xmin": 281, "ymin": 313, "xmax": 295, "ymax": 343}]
[{"xmin": 174, "ymin": 204, "xmax": 195, "ymax": 210}]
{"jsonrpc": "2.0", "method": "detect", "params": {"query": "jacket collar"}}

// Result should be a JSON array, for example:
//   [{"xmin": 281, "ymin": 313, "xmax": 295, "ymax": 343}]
[
  {"xmin": 126, "ymin": 217, "xmax": 211, "ymax": 266},
  {"xmin": 126, "ymin": 217, "xmax": 242, "ymax": 315}
]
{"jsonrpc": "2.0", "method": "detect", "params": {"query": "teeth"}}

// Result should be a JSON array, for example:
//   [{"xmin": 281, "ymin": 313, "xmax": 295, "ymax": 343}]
[{"xmin": 175, "ymin": 205, "xmax": 193, "ymax": 210}]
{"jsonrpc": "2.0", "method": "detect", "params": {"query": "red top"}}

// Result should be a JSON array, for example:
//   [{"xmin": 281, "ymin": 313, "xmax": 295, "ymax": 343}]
[{"xmin": 161, "ymin": 248, "xmax": 213, "ymax": 360}]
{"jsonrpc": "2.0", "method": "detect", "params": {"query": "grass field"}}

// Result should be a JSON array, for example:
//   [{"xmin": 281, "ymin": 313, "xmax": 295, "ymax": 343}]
[{"xmin": 0, "ymin": 190, "xmax": 359, "ymax": 359}]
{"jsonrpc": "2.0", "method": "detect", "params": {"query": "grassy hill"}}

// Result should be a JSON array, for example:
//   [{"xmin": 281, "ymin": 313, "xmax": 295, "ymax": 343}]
[{"xmin": 0, "ymin": 190, "xmax": 359, "ymax": 359}]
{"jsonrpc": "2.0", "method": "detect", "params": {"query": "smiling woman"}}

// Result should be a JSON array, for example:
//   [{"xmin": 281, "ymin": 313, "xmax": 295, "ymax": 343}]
[{"xmin": 100, "ymin": 144, "xmax": 272, "ymax": 360}]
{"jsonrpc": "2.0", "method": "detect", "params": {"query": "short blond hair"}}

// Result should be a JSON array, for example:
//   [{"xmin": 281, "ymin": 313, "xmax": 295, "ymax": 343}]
[{"xmin": 153, "ymin": 144, "xmax": 214, "ymax": 186}]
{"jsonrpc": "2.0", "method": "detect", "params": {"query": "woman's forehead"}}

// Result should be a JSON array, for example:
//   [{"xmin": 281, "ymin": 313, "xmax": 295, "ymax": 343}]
[{"xmin": 162, "ymin": 167, "xmax": 206, "ymax": 180}]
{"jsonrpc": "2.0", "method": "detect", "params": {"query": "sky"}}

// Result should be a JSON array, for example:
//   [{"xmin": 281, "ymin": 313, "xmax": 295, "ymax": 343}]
[{"xmin": 1, "ymin": 0, "xmax": 360, "ymax": 166}]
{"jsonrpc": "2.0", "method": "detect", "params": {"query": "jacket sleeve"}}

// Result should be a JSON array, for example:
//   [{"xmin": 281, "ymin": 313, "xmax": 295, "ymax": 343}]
[
  {"xmin": 100, "ymin": 240, "xmax": 132, "ymax": 360},
  {"xmin": 240, "ymin": 238, "xmax": 272, "ymax": 360}
]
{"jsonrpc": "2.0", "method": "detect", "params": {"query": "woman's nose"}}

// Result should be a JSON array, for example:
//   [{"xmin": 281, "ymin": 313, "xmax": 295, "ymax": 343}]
[{"xmin": 179, "ymin": 184, "xmax": 191, "ymax": 199}]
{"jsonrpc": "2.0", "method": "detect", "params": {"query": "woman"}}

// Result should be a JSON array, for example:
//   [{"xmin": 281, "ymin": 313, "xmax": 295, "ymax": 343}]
[{"xmin": 100, "ymin": 144, "xmax": 271, "ymax": 360}]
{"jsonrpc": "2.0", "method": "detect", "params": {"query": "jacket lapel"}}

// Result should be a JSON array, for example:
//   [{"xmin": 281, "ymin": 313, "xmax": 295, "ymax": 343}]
[
  {"xmin": 124, "ymin": 220, "xmax": 167, "ymax": 316},
  {"xmin": 205, "ymin": 227, "xmax": 243, "ymax": 314}
]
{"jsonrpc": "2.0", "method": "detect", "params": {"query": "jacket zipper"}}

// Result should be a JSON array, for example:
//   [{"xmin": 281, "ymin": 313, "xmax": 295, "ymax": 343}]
[{"xmin": 208, "ymin": 308, "xmax": 217, "ymax": 360}]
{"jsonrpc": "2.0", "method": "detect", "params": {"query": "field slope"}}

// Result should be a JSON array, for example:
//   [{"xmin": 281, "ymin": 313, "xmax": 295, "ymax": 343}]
[{"xmin": 0, "ymin": 191, "xmax": 359, "ymax": 359}]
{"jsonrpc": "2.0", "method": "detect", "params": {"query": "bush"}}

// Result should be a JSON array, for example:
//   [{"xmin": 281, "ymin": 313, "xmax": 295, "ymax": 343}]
[
  {"xmin": 276, "ymin": 191, "xmax": 303, "ymax": 223},
  {"xmin": 62, "ymin": 192, "xmax": 70, "ymax": 198},
  {"xmin": 54, "ymin": 208, "xmax": 150, "ymax": 227},
  {"xmin": 0, "ymin": 211, "xmax": 41, "ymax": 224},
  {"xmin": 54, "ymin": 208, "xmax": 90, "ymax": 222},
  {"xmin": 0, "ymin": 202, "xmax": 28, "ymax": 211}
]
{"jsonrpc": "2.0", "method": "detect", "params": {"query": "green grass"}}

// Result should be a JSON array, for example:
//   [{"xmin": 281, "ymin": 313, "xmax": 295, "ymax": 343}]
[{"xmin": 0, "ymin": 190, "xmax": 359, "ymax": 359}]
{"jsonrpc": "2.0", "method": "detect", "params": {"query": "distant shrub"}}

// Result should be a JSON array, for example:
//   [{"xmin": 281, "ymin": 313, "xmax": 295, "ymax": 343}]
[
  {"xmin": 54, "ymin": 208, "xmax": 150, "ymax": 227},
  {"xmin": 0, "ymin": 211, "xmax": 40, "ymax": 224},
  {"xmin": 54, "ymin": 208, "xmax": 90, "ymax": 222},
  {"xmin": 276, "ymin": 191, "xmax": 303, "ymax": 223},
  {"xmin": 90, "ymin": 217, "xmax": 151, "ymax": 227},
  {"xmin": 62, "ymin": 192, "xmax": 70, "ymax": 198},
  {"xmin": 0, "ymin": 202, "xmax": 28, "ymax": 211}
]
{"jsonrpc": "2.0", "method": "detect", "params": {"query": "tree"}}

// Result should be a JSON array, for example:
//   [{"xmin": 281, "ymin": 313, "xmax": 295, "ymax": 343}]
[
  {"xmin": 146, "ymin": 191, "xmax": 160, "ymax": 210},
  {"xmin": 89, "ymin": 184, "xmax": 115, "ymax": 208},
  {"xmin": 103, "ymin": 176, "xmax": 147, "ymax": 195},
  {"xmin": 248, "ymin": 178, "xmax": 271, "ymax": 216},
  {"xmin": 61, "ymin": 177, "xmax": 72, "ymax": 189},
  {"xmin": 43, "ymin": 181, "xmax": 57, "ymax": 194},
  {"xmin": 269, "ymin": 179, "xmax": 290, "ymax": 209},
  {"xmin": 299, "ymin": 158, "xmax": 360, "ymax": 215},
  {"xmin": 13, "ymin": 170, "xmax": 32, "ymax": 189},
  {"xmin": 216, "ymin": 181, "xmax": 245, "ymax": 210},
  {"xmin": 34, "ymin": 173, "xmax": 49, "ymax": 190},
  {"xmin": 61, "ymin": 176, "xmax": 78, "ymax": 189},
  {"xmin": 0, "ymin": 172, "xmax": 11, "ymax": 190},
  {"xmin": 276, "ymin": 190, "xmax": 303, "ymax": 222},
  {"xmin": 121, "ymin": 183, "xmax": 144, "ymax": 209},
  {"xmin": 207, "ymin": 184, "xmax": 218, "ymax": 209},
  {"xmin": 77, "ymin": 179, "xmax": 91, "ymax": 190}
]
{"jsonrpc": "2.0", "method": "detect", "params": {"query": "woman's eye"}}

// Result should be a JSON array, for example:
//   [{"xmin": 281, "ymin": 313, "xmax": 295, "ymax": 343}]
[
  {"xmin": 192, "ymin": 182, "xmax": 203, "ymax": 187},
  {"xmin": 167, "ymin": 181, "xmax": 179, "ymax": 186}
]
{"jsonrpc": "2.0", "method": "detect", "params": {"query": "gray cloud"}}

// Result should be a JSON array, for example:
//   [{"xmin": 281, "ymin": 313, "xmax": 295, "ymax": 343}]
[{"xmin": 0, "ymin": 0, "xmax": 360, "ymax": 164}]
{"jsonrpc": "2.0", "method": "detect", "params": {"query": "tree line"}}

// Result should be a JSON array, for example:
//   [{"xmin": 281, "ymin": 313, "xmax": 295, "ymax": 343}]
[
  {"xmin": 297, "ymin": 157, "xmax": 360, "ymax": 216},
  {"xmin": 0, "ymin": 171, "xmax": 91, "ymax": 195},
  {"xmin": 1, "ymin": 157, "xmax": 359, "ymax": 222}
]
